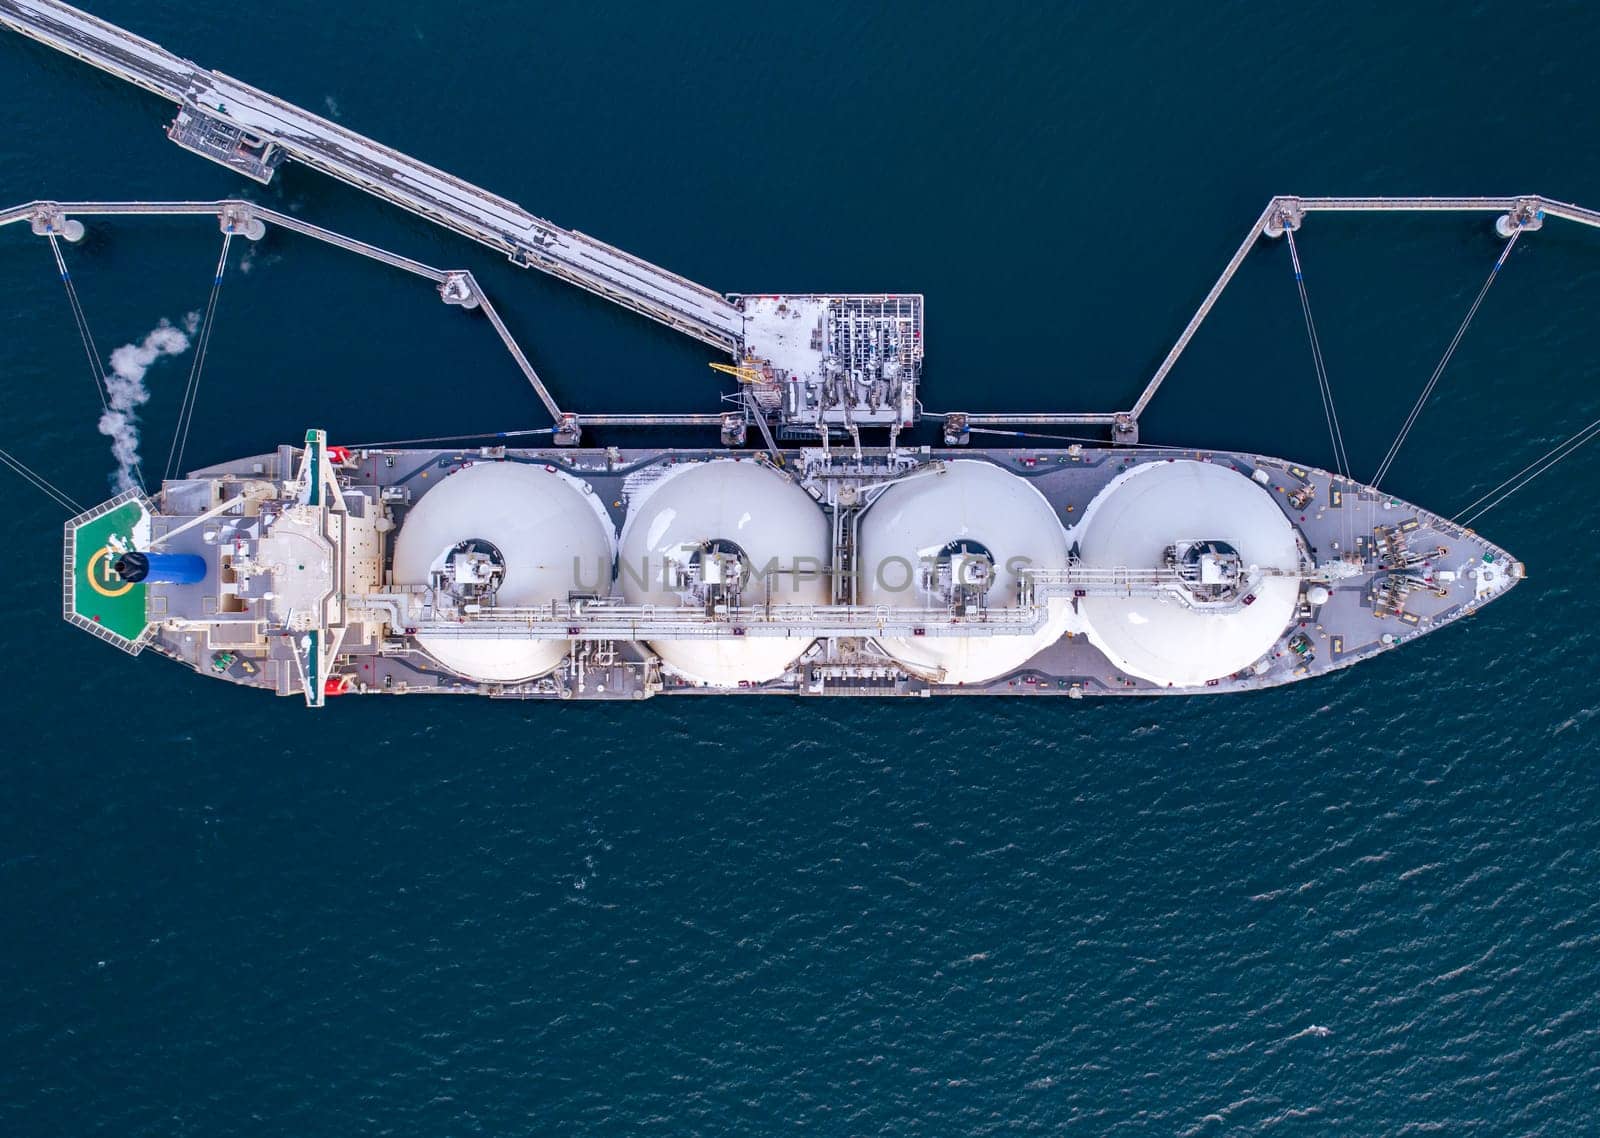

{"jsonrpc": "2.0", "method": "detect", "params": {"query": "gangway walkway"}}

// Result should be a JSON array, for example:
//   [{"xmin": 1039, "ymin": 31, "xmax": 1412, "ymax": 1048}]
[
  {"xmin": 1130, "ymin": 193, "xmax": 1600, "ymax": 420},
  {"xmin": 1, "ymin": 197, "xmax": 580, "ymax": 425},
  {"xmin": 1, "ymin": 198, "xmax": 447, "ymax": 280},
  {"xmin": 390, "ymin": 560, "xmax": 1311, "ymax": 643},
  {"xmin": 0, "ymin": 0, "xmax": 746, "ymax": 352}
]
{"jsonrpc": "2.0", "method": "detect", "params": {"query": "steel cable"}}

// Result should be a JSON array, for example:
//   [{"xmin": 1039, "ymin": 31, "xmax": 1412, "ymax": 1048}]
[
  {"xmin": 0, "ymin": 444, "xmax": 86, "ymax": 514},
  {"xmin": 165, "ymin": 234, "xmax": 231, "ymax": 482},
  {"xmin": 1372, "ymin": 230, "xmax": 1521, "ymax": 487},
  {"xmin": 1455, "ymin": 414, "xmax": 1600, "ymax": 526}
]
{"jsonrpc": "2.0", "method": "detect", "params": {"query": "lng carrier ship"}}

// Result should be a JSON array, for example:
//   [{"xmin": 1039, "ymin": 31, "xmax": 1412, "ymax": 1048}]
[{"xmin": 5, "ymin": 0, "xmax": 1576, "ymax": 707}]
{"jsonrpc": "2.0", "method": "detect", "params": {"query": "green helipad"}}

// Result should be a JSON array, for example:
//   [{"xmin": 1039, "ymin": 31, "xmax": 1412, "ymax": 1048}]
[{"xmin": 64, "ymin": 493, "xmax": 152, "ymax": 653}]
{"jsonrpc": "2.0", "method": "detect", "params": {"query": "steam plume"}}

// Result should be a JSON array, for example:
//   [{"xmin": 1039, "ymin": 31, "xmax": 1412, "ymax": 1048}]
[{"xmin": 97, "ymin": 313, "xmax": 198, "ymax": 491}]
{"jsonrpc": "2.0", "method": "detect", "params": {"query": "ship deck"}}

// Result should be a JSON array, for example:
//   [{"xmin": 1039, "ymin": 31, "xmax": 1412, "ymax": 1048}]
[
  {"xmin": 136, "ymin": 443, "xmax": 1522, "ymax": 702},
  {"xmin": 63, "ymin": 491, "xmax": 153, "ymax": 653}
]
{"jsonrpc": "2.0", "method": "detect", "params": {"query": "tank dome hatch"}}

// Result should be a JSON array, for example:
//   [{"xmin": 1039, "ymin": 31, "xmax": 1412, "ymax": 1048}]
[
  {"xmin": 617, "ymin": 460, "xmax": 830, "ymax": 686},
  {"xmin": 391, "ymin": 461, "xmax": 615, "ymax": 683},
  {"xmin": 857, "ymin": 460, "xmax": 1072, "ymax": 685},
  {"xmin": 1075, "ymin": 460, "xmax": 1306, "ymax": 688}
]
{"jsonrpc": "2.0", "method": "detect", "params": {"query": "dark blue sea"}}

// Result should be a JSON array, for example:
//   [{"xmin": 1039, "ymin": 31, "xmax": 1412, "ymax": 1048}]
[{"xmin": 3, "ymin": 2, "xmax": 1599, "ymax": 1133}]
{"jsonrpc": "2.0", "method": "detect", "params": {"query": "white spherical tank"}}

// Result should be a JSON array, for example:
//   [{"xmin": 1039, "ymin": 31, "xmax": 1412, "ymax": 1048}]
[
  {"xmin": 856, "ymin": 460, "xmax": 1072, "ymax": 684},
  {"xmin": 391, "ymin": 462, "xmax": 615, "ymax": 682},
  {"xmin": 617, "ymin": 460, "xmax": 829, "ymax": 685},
  {"xmin": 1075, "ymin": 460, "xmax": 1303, "ymax": 687}
]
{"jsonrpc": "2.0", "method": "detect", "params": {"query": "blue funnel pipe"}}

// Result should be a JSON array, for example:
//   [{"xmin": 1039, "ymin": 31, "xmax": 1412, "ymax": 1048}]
[{"xmin": 113, "ymin": 551, "xmax": 207, "ymax": 584}]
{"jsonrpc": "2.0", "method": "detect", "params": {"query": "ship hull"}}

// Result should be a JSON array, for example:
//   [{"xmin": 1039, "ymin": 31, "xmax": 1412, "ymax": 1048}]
[{"xmin": 63, "ymin": 440, "xmax": 1521, "ymax": 704}]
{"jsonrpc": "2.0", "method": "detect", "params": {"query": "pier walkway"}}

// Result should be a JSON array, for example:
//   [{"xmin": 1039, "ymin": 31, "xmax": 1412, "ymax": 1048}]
[
  {"xmin": 1, "ymin": 197, "xmax": 577, "ymax": 424},
  {"xmin": 1131, "ymin": 194, "xmax": 1600, "ymax": 420},
  {"xmin": 0, "ymin": 0, "xmax": 745, "ymax": 352}
]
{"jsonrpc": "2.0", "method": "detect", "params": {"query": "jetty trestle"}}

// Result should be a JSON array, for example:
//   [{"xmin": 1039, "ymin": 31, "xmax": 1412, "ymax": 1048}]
[
  {"xmin": 27, "ymin": 202, "xmax": 82, "ymax": 241},
  {"xmin": 1, "ymin": 197, "xmax": 576, "ymax": 436},
  {"xmin": 5, "ymin": 2, "xmax": 1600, "ymax": 446},
  {"xmin": 0, "ymin": 0, "xmax": 928, "ymax": 440},
  {"xmin": 1128, "ymin": 193, "xmax": 1600, "ymax": 423}
]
